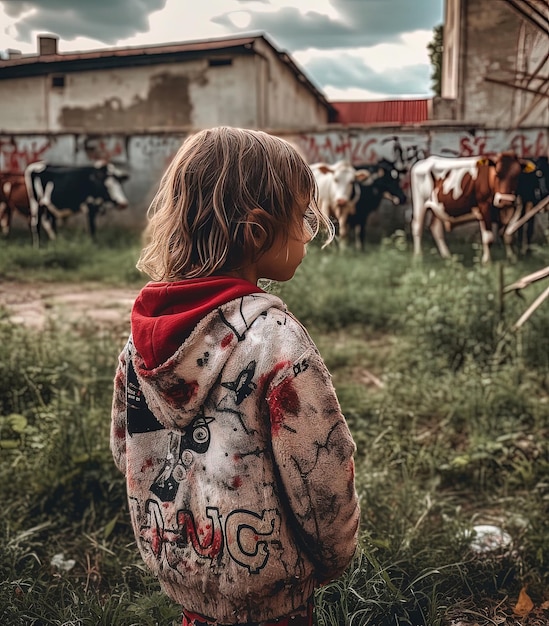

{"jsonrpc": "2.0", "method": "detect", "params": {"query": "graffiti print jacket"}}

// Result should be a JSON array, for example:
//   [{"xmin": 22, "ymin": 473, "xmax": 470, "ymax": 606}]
[{"xmin": 111, "ymin": 278, "xmax": 360, "ymax": 624}]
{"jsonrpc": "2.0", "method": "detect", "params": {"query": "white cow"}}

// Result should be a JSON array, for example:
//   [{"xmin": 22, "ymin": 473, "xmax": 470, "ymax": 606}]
[{"xmin": 311, "ymin": 161, "xmax": 370, "ymax": 243}]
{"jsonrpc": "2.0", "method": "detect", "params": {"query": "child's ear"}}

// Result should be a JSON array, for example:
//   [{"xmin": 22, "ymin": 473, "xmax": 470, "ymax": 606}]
[{"xmin": 242, "ymin": 208, "xmax": 268, "ymax": 250}]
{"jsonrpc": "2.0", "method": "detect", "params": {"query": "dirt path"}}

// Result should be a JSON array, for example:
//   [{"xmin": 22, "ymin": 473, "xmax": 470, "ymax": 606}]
[{"xmin": 0, "ymin": 281, "xmax": 139, "ymax": 331}]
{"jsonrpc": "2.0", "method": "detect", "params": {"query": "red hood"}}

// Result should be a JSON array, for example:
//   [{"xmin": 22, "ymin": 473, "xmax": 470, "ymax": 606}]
[{"xmin": 131, "ymin": 276, "xmax": 263, "ymax": 369}]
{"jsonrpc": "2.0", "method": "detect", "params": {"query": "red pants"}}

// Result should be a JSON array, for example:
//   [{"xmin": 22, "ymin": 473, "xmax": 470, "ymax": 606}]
[{"xmin": 182, "ymin": 602, "xmax": 313, "ymax": 626}]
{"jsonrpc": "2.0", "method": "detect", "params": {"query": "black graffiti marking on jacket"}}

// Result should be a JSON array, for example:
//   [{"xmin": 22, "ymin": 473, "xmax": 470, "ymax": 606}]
[
  {"xmin": 127, "ymin": 355, "xmax": 164, "ymax": 435},
  {"xmin": 221, "ymin": 360, "xmax": 257, "ymax": 404},
  {"xmin": 293, "ymin": 358, "xmax": 309, "ymax": 377},
  {"xmin": 140, "ymin": 500, "xmax": 282, "ymax": 574},
  {"xmin": 196, "ymin": 351, "xmax": 209, "ymax": 367},
  {"xmin": 150, "ymin": 412, "xmax": 214, "ymax": 502},
  {"xmin": 218, "ymin": 296, "xmax": 269, "ymax": 342}
]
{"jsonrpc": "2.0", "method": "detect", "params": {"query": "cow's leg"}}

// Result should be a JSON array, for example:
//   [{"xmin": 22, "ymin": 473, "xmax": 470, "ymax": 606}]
[
  {"xmin": 429, "ymin": 216, "xmax": 451, "ymax": 258},
  {"xmin": 40, "ymin": 206, "xmax": 57, "ymax": 241},
  {"xmin": 501, "ymin": 205, "xmax": 521, "ymax": 262},
  {"xmin": 40, "ymin": 182, "xmax": 58, "ymax": 241},
  {"xmin": 358, "ymin": 215, "xmax": 367, "ymax": 250},
  {"xmin": 518, "ymin": 201, "xmax": 534, "ymax": 256},
  {"xmin": 28, "ymin": 179, "xmax": 43, "ymax": 248},
  {"xmin": 338, "ymin": 216, "xmax": 349, "ymax": 246},
  {"xmin": 411, "ymin": 213, "xmax": 425, "ymax": 256},
  {"xmin": 0, "ymin": 201, "xmax": 9, "ymax": 237},
  {"xmin": 86, "ymin": 204, "xmax": 98, "ymax": 240}
]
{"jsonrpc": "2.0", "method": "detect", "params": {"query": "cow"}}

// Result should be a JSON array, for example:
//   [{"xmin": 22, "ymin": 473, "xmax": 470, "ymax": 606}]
[
  {"xmin": 311, "ymin": 160, "xmax": 370, "ymax": 243},
  {"xmin": 24, "ymin": 161, "xmax": 129, "ymax": 246},
  {"xmin": 514, "ymin": 156, "xmax": 549, "ymax": 255},
  {"xmin": 347, "ymin": 159, "xmax": 407, "ymax": 250},
  {"xmin": 0, "ymin": 172, "xmax": 31, "ymax": 236},
  {"xmin": 410, "ymin": 152, "xmax": 535, "ymax": 264}
]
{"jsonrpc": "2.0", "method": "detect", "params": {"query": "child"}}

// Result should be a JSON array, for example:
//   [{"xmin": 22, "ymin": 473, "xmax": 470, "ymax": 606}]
[{"xmin": 111, "ymin": 126, "xmax": 360, "ymax": 626}]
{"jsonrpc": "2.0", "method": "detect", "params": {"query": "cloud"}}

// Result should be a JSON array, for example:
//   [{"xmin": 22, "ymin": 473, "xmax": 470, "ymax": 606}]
[
  {"xmin": 213, "ymin": 0, "xmax": 443, "ymax": 50},
  {"xmin": 303, "ymin": 54, "xmax": 431, "ymax": 97},
  {"xmin": 2, "ymin": 0, "xmax": 168, "ymax": 44}
]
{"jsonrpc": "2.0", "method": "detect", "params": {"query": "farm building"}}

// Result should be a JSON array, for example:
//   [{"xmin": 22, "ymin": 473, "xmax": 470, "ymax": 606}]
[
  {"xmin": 0, "ymin": 33, "xmax": 334, "ymax": 133},
  {"xmin": 435, "ymin": 0, "xmax": 548, "ymax": 127}
]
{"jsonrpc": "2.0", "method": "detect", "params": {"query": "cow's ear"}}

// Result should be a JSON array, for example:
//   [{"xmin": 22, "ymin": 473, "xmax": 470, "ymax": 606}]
[
  {"xmin": 315, "ymin": 164, "xmax": 334, "ymax": 174},
  {"xmin": 521, "ymin": 160, "xmax": 536, "ymax": 173},
  {"xmin": 477, "ymin": 157, "xmax": 495, "ymax": 167},
  {"xmin": 355, "ymin": 169, "xmax": 371, "ymax": 181}
]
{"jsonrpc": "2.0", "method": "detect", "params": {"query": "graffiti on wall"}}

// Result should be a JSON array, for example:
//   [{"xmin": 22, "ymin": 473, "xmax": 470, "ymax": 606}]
[
  {"xmin": 0, "ymin": 137, "xmax": 52, "ymax": 173},
  {"xmin": 292, "ymin": 127, "xmax": 548, "ymax": 168},
  {"xmin": 129, "ymin": 134, "xmax": 185, "ymax": 170},
  {"xmin": 78, "ymin": 135, "xmax": 128, "ymax": 164},
  {"xmin": 292, "ymin": 131, "xmax": 429, "ymax": 171},
  {"xmin": 431, "ymin": 129, "xmax": 548, "ymax": 158}
]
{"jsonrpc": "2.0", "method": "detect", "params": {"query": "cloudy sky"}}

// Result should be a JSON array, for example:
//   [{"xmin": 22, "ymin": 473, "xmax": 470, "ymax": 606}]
[{"xmin": 0, "ymin": 0, "xmax": 444, "ymax": 100}]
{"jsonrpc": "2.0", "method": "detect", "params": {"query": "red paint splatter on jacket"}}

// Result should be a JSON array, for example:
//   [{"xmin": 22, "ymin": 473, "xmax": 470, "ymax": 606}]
[
  {"xmin": 166, "ymin": 379, "xmax": 199, "ymax": 405},
  {"xmin": 268, "ymin": 378, "xmax": 300, "ymax": 435},
  {"xmin": 221, "ymin": 333, "xmax": 233, "ymax": 348}
]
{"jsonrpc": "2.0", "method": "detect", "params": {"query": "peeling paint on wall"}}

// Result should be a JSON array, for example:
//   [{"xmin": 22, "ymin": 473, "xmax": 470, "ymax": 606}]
[{"xmin": 59, "ymin": 73, "xmax": 195, "ymax": 130}]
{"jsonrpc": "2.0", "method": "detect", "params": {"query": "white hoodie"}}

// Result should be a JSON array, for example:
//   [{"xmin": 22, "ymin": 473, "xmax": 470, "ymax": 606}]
[{"xmin": 111, "ymin": 288, "xmax": 360, "ymax": 624}]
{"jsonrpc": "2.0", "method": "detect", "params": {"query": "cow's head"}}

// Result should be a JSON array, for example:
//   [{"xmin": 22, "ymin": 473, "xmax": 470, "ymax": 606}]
[
  {"xmin": 92, "ymin": 161, "xmax": 129, "ymax": 209},
  {"xmin": 479, "ymin": 153, "xmax": 535, "ymax": 209},
  {"xmin": 316, "ymin": 161, "xmax": 364, "ymax": 208},
  {"xmin": 375, "ymin": 162, "xmax": 407, "ymax": 206}
]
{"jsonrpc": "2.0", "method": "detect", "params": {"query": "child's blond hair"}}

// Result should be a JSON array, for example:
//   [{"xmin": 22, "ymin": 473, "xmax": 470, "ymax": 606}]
[{"xmin": 136, "ymin": 126, "xmax": 333, "ymax": 281}]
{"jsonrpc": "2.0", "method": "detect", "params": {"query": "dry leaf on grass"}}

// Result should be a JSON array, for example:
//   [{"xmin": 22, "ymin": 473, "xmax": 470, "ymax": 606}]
[{"xmin": 513, "ymin": 587, "xmax": 534, "ymax": 617}]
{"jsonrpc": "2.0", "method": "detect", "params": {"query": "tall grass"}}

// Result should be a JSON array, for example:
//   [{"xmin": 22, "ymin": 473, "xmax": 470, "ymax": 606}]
[{"xmin": 1, "ymin": 230, "xmax": 548, "ymax": 625}]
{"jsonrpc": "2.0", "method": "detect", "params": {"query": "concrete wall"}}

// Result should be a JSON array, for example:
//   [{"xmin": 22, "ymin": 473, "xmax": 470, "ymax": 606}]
[{"xmin": 3, "ymin": 125, "xmax": 547, "ymax": 241}]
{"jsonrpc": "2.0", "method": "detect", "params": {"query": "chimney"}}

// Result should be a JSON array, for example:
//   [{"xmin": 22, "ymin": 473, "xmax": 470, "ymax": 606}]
[
  {"xmin": 7, "ymin": 49, "xmax": 22, "ymax": 59},
  {"xmin": 38, "ymin": 34, "xmax": 58, "ymax": 56}
]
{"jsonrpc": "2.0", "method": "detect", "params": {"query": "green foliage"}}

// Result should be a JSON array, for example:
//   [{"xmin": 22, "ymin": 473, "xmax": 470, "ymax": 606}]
[
  {"xmin": 0, "ymin": 226, "xmax": 143, "ymax": 285},
  {"xmin": 428, "ymin": 24, "xmax": 443, "ymax": 97},
  {"xmin": 1, "ymin": 232, "xmax": 549, "ymax": 624}
]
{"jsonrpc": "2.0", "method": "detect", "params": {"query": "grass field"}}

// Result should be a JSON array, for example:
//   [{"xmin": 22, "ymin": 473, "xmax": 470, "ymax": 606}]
[{"xmin": 1, "ymin": 226, "xmax": 548, "ymax": 625}]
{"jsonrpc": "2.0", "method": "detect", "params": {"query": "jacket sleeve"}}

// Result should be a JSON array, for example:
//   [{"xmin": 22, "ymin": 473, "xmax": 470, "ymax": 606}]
[
  {"xmin": 265, "ymin": 331, "xmax": 360, "ymax": 583},
  {"xmin": 110, "ymin": 345, "xmax": 128, "ymax": 475}
]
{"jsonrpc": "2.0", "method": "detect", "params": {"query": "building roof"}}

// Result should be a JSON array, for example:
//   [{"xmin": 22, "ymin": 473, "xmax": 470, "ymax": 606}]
[
  {"xmin": 331, "ymin": 99, "xmax": 431, "ymax": 125},
  {"xmin": 0, "ymin": 32, "xmax": 334, "ymax": 114}
]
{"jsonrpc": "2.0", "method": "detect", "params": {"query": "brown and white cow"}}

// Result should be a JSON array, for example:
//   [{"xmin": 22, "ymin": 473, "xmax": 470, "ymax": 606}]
[
  {"xmin": 410, "ymin": 152, "xmax": 535, "ymax": 263},
  {"xmin": 0, "ymin": 172, "xmax": 31, "ymax": 236},
  {"xmin": 311, "ymin": 160, "xmax": 371, "ymax": 243}
]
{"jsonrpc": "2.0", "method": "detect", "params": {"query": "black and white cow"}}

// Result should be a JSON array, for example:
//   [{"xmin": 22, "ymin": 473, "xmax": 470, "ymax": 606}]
[
  {"xmin": 25, "ymin": 161, "xmax": 129, "ymax": 246},
  {"xmin": 347, "ymin": 159, "xmax": 407, "ymax": 249}
]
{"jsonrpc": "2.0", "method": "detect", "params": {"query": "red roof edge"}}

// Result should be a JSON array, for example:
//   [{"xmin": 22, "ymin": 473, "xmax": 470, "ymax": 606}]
[{"xmin": 330, "ymin": 99, "xmax": 431, "ymax": 124}]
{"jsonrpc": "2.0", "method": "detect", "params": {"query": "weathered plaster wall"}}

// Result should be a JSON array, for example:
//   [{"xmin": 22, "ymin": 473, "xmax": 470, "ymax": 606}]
[
  {"xmin": 437, "ymin": 0, "xmax": 549, "ymax": 127},
  {"xmin": 256, "ymin": 39, "xmax": 327, "ymax": 129},
  {"xmin": 55, "ymin": 63, "xmax": 197, "ymax": 131},
  {"xmin": 0, "ymin": 76, "xmax": 48, "ymax": 131},
  {"xmin": 462, "ymin": 1, "xmax": 521, "ymax": 126}
]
